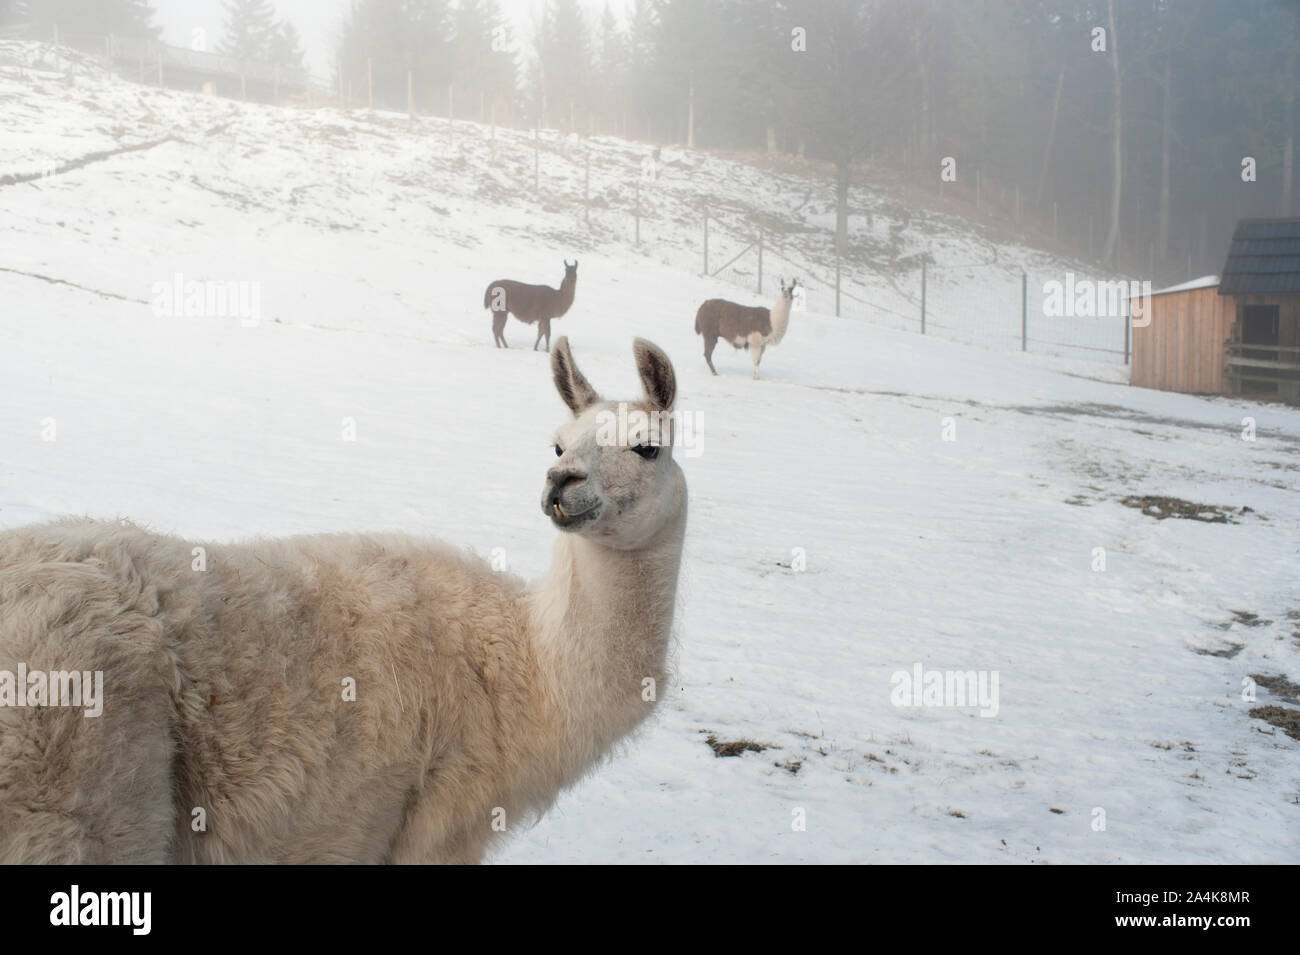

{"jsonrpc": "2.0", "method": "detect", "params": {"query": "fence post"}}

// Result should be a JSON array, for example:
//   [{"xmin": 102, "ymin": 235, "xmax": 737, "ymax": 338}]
[
  {"xmin": 920, "ymin": 260, "xmax": 926, "ymax": 334},
  {"xmin": 1021, "ymin": 270, "xmax": 1028, "ymax": 351},
  {"xmin": 634, "ymin": 178, "xmax": 641, "ymax": 245},
  {"xmin": 1124, "ymin": 298, "xmax": 1131, "ymax": 365},
  {"xmin": 584, "ymin": 149, "xmax": 590, "ymax": 228},
  {"xmin": 835, "ymin": 246, "xmax": 841, "ymax": 317},
  {"xmin": 757, "ymin": 224, "xmax": 763, "ymax": 294},
  {"xmin": 702, "ymin": 207, "xmax": 709, "ymax": 276}
]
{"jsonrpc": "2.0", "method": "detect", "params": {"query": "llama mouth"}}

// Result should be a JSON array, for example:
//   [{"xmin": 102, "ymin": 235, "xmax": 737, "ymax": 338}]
[{"xmin": 549, "ymin": 501, "xmax": 598, "ymax": 528}]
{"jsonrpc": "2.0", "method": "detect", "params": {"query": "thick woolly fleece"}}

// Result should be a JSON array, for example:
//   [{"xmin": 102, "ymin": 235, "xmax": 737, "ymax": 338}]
[{"xmin": 0, "ymin": 338, "xmax": 686, "ymax": 864}]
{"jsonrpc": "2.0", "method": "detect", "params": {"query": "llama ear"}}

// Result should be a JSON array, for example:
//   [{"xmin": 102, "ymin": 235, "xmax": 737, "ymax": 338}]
[
  {"xmin": 551, "ymin": 337, "xmax": 600, "ymax": 415},
  {"xmin": 633, "ymin": 338, "xmax": 676, "ymax": 412}
]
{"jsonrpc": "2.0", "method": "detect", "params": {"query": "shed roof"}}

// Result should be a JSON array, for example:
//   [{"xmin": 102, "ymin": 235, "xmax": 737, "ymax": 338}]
[
  {"xmin": 1219, "ymin": 218, "xmax": 1300, "ymax": 295},
  {"xmin": 1150, "ymin": 275, "xmax": 1219, "ymax": 297}
]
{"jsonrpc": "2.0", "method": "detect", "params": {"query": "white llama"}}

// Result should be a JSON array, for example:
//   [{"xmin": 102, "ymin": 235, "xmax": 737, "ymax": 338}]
[{"xmin": 0, "ymin": 337, "xmax": 686, "ymax": 864}]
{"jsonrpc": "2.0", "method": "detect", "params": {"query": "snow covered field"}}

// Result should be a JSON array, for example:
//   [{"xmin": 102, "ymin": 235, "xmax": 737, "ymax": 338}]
[{"xmin": 2, "ymin": 43, "xmax": 1297, "ymax": 863}]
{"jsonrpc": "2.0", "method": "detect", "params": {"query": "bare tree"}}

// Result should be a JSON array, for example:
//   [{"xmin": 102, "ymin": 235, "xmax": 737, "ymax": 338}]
[
  {"xmin": 1102, "ymin": 0, "xmax": 1122, "ymax": 266},
  {"xmin": 1284, "ymin": 3, "xmax": 1297, "ymax": 215}
]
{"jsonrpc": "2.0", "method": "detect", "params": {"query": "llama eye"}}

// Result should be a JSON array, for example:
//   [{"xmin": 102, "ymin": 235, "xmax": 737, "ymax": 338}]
[
  {"xmin": 554, "ymin": 445, "xmax": 563, "ymax": 457},
  {"xmin": 632, "ymin": 444, "xmax": 660, "ymax": 460}
]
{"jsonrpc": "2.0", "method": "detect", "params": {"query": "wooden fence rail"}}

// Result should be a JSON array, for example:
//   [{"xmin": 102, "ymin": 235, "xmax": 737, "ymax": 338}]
[{"xmin": 1225, "ymin": 341, "xmax": 1300, "ymax": 399}]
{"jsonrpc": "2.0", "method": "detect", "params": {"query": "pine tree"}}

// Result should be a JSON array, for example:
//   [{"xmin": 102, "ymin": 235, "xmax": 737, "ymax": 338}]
[
  {"xmin": 622, "ymin": 0, "xmax": 658, "ymax": 137},
  {"xmin": 593, "ymin": 3, "xmax": 627, "ymax": 133},
  {"xmin": 652, "ymin": 0, "xmax": 731, "ymax": 147},
  {"xmin": 269, "ymin": 19, "xmax": 304, "ymax": 71},
  {"xmin": 777, "ymin": 0, "xmax": 880, "ymax": 252},
  {"xmin": 219, "ymin": 0, "xmax": 277, "ymax": 62},
  {"xmin": 450, "ymin": 0, "xmax": 512, "ymax": 120},
  {"xmin": 537, "ymin": 0, "xmax": 590, "ymax": 132},
  {"xmin": 336, "ymin": 0, "xmax": 452, "ymax": 111}
]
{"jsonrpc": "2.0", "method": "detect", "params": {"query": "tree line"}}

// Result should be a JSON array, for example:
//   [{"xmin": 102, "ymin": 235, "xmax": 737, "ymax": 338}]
[
  {"xmin": 3, "ymin": 0, "xmax": 305, "ymax": 70},
  {"xmin": 331, "ymin": 0, "xmax": 1299, "ymax": 282},
  {"xmin": 5, "ymin": 0, "xmax": 1295, "ymax": 281}
]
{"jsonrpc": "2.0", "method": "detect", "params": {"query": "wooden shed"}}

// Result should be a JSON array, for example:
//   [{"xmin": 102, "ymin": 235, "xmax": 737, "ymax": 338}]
[
  {"xmin": 1218, "ymin": 218, "xmax": 1300, "ymax": 401},
  {"xmin": 1130, "ymin": 217, "xmax": 1300, "ymax": 401},
  {"xmin": 1129, "ymin": 275, "xmax": 1234, "ymax": 395}
]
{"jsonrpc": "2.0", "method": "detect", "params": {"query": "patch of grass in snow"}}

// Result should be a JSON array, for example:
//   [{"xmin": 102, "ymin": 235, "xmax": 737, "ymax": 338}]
[
  {"xmin": 1192, "ymin": 642, "xmax": 1244, "ymax": 659},
  {"xmin": 1119, "ymin": 495, "xmax": 1247, "ymax": 524},
  {"xmin": 1219, "ymin": 610, "xmax": 1274, "ymax": 629},
  {"xmin": 1150, "ymin": 741, "xmax": 1196, "ymax": 753},
  {"xmin": 786, "ymin": 729, "xmax": 823, "ymax": 739},
  {"xmin": 1250, "ymin": 706, "xmax": 1300, "ymax": 742},
  {"xmin": 703, "ymin": 734, "xmax": 773, "ymax": 758},
  {"xmin": 1250, "ymin": 673, "xmax": 1300, "ymax": 704}
]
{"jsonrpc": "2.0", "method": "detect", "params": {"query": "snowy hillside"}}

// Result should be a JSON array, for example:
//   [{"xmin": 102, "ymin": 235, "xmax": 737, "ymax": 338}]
[
  {"xmin": 0, "ymin": 39, "xmax": 1124, "ymax": 360},
  {"xmin": 2, "ymin": 42, "xmax": 1298, "ymax": 864}
]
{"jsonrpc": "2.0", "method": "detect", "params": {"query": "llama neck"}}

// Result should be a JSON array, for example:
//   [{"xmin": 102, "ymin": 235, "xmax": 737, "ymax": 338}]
[
  {"xmin": 526, "ymin": 499, "xmax": 685, "ymax": 786},
  {"xmin": 766, "ymin": 295, "xmax": 792, "ymax": 345},
  {"xmin": 556, "ymin": 277, "xmax": 576, "ymax": 316}
]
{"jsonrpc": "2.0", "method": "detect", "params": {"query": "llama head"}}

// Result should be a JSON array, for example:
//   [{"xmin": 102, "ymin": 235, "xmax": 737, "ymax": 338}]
[
  {"xmin": 563, "ymin": 259, "xmax": 578, "ymax": 283},
  {"xmin": 779, "ymin": 277, "xmax": 798, "ymax": 301},
  {"xmin": 543, "ymin": 337, "xmax": 685, "ymax": 550}
]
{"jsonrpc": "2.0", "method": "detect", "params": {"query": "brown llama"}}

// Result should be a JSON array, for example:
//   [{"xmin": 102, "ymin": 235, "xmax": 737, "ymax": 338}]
[
  {"xmin": 483, "ymin": 260, "xmax": 578, "ymax": 351},
  {"xmin": 694, "ymin": 278, "xmax": 798, "ymax": 379}
]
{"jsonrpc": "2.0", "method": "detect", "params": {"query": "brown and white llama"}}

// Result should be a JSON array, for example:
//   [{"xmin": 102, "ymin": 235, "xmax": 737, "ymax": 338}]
[
  {"xmin": 483, "ymin": 259, "xmax": 578, "ymax": 351},
  {"xmin": 0, "ymin": 337, "xmax": 686, "ymax": 864},
  {"xmin": 694, "ymin": 277, "xmax": 797, "ymax": 379}
]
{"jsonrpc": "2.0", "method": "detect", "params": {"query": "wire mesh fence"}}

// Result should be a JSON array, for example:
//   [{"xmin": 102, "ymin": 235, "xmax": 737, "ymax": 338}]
[
  {"xmin": 5, "ymin": 24, "xmax": 1135, "ymax": 366},
  {"xmin": 643, "ymin": 203, "xmax": 1131, "ymax": 365}
]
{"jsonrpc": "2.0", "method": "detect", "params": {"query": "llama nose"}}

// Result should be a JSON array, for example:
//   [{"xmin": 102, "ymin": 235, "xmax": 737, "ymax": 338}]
[
  {"xmin": 543, "ymin": 466, "xmax": 587, "ymax": 511},
  {"xmin": 546, "ymin": 467, "xmax": 587, "ymax": 495}
]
